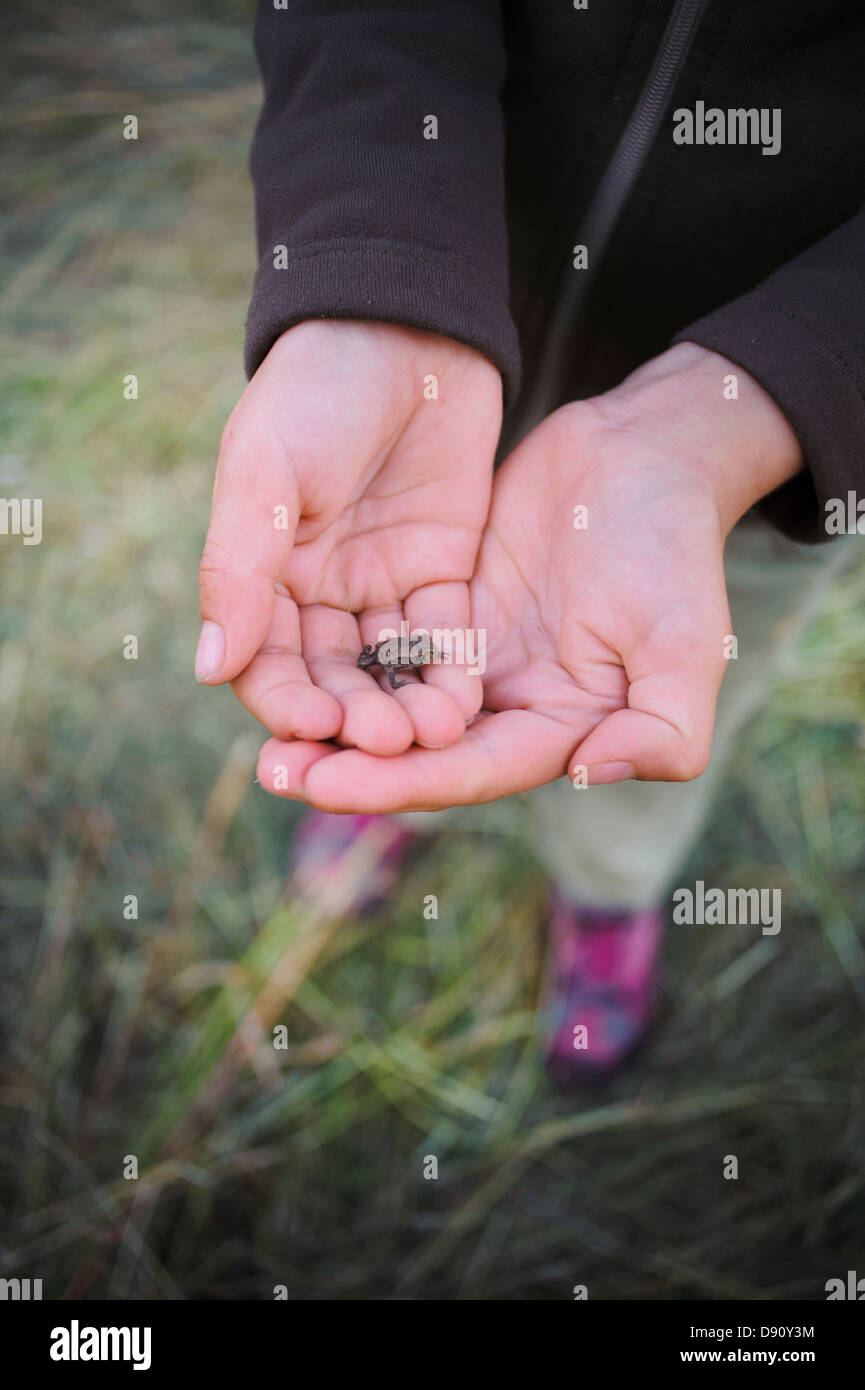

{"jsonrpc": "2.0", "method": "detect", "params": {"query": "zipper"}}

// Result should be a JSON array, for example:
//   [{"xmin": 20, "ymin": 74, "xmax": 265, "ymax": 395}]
[{"xmin": 500, "ymin": 0, "xmax": 713, "ymax": 454}]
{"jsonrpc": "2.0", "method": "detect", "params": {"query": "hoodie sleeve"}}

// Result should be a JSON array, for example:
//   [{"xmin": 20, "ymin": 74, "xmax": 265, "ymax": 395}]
[
  {"xmin": 674, "ymin": 206, "xmax": 865, "ymax": 542},
  {"xmin": 243, "ymin": 0, "xmax": 520, "ymax": 403}
]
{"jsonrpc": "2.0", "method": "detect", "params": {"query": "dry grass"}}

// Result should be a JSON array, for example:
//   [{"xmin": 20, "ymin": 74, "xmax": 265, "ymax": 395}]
[{"xmin": 1, "ymin": 1, "xmax": 864, "ymax": 1300}]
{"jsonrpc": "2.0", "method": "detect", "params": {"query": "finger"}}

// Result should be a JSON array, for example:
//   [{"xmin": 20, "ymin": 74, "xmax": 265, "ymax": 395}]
[
  {"xmin": 568, "ymin": 618, "xmax": 728, "ymax": 784},
  {"xmin": 230, "ymin": 588, "xmax": 343, "ymax": 741},
  {"xmin": 257, "ymin": 738, "xmax": 336, "ymax": 803},
  {"xmin": 300, "ymin": 604, "xmax": 416, "ymax": 756},
  {"xmin": 358, "ymin": 603, "xmax": 467, "ymax": 750},
  {"xmin": 257, "ymin": 708, "xmax": 581, "ymax": 812},
  {"xmin": 197, "ymin": 424, "xmax": 299, "ymax": 684},
  {"xmin": 403, "ymin": 582, "xmax": 485, "ymax": 723}
]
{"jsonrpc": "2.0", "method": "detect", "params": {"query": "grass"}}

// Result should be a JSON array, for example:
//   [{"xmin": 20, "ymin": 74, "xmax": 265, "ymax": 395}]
[{"xmin": 1, "ymin": 2, "xmax": 864, "ymax": 1300}]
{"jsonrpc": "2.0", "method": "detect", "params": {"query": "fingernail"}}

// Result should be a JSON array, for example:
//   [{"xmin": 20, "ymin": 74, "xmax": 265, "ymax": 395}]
[
  {"xmin": 587, "ymin": 760, "xmax": 635, "ymax": 786},
  {"xmin": 195, "ymin": 621, "xmax": 225, "ymax": 682}
]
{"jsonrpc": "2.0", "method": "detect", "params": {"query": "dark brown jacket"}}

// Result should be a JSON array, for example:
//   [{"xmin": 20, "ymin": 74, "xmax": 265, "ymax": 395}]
[{"xmin": 245, "ymin": 1, "xmax": 865, "ymax": 541}]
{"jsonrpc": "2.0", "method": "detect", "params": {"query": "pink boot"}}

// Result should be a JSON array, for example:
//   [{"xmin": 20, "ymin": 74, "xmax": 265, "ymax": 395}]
[{"xmin": 541, "ymin": 889, "xmax": 664, "ymax": 1084}]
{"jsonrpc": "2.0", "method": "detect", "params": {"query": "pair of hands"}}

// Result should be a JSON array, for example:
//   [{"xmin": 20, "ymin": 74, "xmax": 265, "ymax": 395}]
[{"xmin": 196, "ymin": 322, "xmax": 803, "ymax": 813}]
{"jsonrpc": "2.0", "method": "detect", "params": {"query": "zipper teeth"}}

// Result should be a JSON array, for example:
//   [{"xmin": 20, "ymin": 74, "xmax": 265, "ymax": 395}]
[
  {"xmin": 580, "ymin": 0, "xmax": 712, "ymax": 259},
  {"xmin": 503, "ymin": 0, "xmax": 712, "ymax": 451}
]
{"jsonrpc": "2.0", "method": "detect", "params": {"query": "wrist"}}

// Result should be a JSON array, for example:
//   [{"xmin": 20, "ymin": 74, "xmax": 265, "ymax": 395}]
[{"xmin": 594, "ymin": 343, "xmax": 804, "ymax": 534}]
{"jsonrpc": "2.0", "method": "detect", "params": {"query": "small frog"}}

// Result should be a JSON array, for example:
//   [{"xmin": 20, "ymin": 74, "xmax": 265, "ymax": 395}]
[{"xmin": 357, "ymin": 635, "xmax": 441, "ymax": 690}]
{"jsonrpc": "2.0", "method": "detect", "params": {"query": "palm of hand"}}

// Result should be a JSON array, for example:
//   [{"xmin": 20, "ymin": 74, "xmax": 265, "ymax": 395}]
[
  {"xmin": 211, "ymin": 321, "xmax": 502, "ymax": 755},
  {"xmin": 258, "ymin": 402, "xmax": 732, "ymax": 809}
]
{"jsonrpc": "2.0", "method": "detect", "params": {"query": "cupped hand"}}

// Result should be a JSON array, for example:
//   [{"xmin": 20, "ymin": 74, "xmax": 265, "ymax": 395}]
[
  {"xmin": 256, "ymin": 344, "xmax": 803, "ymax": 810},
  {"xmin": 197, "ymin": 320, "xmax": 502, "ymax": 754}
]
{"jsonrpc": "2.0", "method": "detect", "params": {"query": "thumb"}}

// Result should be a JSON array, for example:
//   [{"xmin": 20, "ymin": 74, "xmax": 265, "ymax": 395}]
[
  {"xmin": 569, "ymin": 625, "xmax": 728, "ymax": 786},
  {"xmin": 196, "ymin": 430, "xmax": 299, "ymax": 684}
]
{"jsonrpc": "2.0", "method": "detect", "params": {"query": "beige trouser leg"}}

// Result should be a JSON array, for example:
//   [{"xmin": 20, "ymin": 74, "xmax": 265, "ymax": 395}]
[{"xmin": 401, "ymin": 517, "xmax": 852, "ymax": 909}]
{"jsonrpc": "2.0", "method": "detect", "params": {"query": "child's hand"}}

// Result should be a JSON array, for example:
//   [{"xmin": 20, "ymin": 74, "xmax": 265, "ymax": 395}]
[
  {"xmin": 197, "ymin": 320, "xmax": 501, "ymax": 753},
  {"xmin": 255, "ymin": 344, "xmax": 803, "ymax": 810}
]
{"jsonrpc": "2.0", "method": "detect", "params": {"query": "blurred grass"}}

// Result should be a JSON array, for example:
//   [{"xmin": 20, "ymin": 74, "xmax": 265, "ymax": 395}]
[{"xmin": 1, "ymin": 2, "xmax": 864, "ymax": 1300}]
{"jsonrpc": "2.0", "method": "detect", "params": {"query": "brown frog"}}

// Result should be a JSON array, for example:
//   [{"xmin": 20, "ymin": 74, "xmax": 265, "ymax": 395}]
[{"xmin": 357, "ymin": 635, "xmax": 441, "ymax": 690}]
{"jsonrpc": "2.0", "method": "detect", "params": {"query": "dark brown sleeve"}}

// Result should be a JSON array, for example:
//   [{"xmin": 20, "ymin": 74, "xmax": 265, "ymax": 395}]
[
  {"xmin": 244, "ymin": 0, "xmax": 520, "ymax": 402},
  {"xmin": 675, "ymin": 207, "xmax": 865, "ymax": 542}
]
